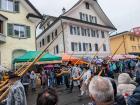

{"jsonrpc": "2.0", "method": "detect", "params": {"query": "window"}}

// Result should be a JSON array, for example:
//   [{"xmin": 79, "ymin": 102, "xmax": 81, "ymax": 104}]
[
  {"xmin": 79, "ymin": 43, "xmax": 82, "ymax": 51},
  {"xmin": 0, "ymin": 0, "xmax": 19, "ymax": 12},
  {"xmin": 42, "ymin": 39, "xmax": 45, "ymax": 46},
  {"xmin": 54, "ymin": 45, "xmax": 59, "ymax": 54},
  {"xmin": 89, "ymin": 43, "xmax": 92, "ymax": 51},
  {"xmin": 13, "ymin": 25, "xmax": 26, "ymax": 38},
  {"xmin": 77, "ymin": 27, "xmax": 80, "ymax": 35},
  {"xmin": 91, "ymin": 29, "xmax": 95, "ymax": 37},
  {"xmin": 101, "ymin": 31, "xmax": 105, "ymax": 38},
  {"xmin": 95, "ymin": 43, "xmax": 98, "ymax": 51},
  {"xmin": 80, "ymin": 12, "xmax": 82, "ymax": 20},
  {"xmin": 79, "ymin": 12, "xmax": 86, "ymax": 21},
  {"xmin": 130, "ymin": 36, "xmax": 135, "ymax": 41},
  {"xmin": 40, "ymin": 41, "xmax": 41, "ymax": 48},
  {"xmin": 7, "ymin": 24, "xmax": 30, "ymax": 38},
  {"xmin": 87, "ymin": 29, "xmax": 90, "ymax": 37},
  {"xmin": 84, "ymin": 29, "xmax": 87, "ymax": 36},
  {"xmin": 70, "ymin": 25, "xmax": 73, "ymax": 35},
  {"xmin": 85, "ymin": 2, "xmax": 89, "ymax": 9},
  {"xmin": 0, "ymin": 20, "xmax": 3, "ymax": 33},
  {"xmin": 73, "ymin": 27, "xmax": 76, "ymax": 35},
  {"xmin": 81, "ymin": 28, "xmax": 84, "ymax": 36},
  {"xmin": 55, "ymin": 30, "xmax": 57, "ymax": 36},
  {"xmin": 103, "ymin": 44, "xmax": 107, "ymax": 51},
  {"xmin": 83, "ymin": 43, "xmax": 86, "ymax": 51},
  {"xmin": 96, "ymin": 30, "xmax": 99, "ymax": 38},
  {"xmin": 86, "ymin": 14, "xmax": 88, "ymax": 22},
  {"xmin": 47, "ymin": 35, "xmax": 50, "ymax": 43},
  {"xmin": 89, "ymin": 15, "xmax": 97, "ymax": 23},
  {"xmin": 71, "ymin": 42, "xmax": 78, "ymax": 51}
]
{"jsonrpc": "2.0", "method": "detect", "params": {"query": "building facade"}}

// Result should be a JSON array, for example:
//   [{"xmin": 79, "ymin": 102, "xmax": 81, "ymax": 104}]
[
  {"xmin": 110, "ymin": 31, "xmax": 140, "ymax": 55},
  {"xmin": 37, "ymin": 0, "xmax": 116, "ymax": 58},
  {"xmin": 0, "ymin": 0, "xmax": 42, "ymax": 69}
]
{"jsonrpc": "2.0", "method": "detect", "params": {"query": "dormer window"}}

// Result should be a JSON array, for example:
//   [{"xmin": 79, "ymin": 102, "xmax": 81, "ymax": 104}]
[
  {"xmin": 85, "ymin": 2, "xmax": 89, "ymax": 9},
  {"xmin": 0, "ymin": 0, "xmax": 19, "ymax": 12}
]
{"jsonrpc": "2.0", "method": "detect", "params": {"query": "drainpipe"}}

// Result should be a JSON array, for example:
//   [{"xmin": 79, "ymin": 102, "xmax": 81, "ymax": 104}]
[{"xmin": 61, "ymin": 19, "xmax": 66, "ymax": 53}]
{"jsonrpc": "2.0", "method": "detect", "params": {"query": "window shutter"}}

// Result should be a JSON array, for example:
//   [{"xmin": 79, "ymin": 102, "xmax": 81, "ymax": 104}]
[
  {"xmin": 71, "ymin": 42, "xmax": 74, "ymax": 51},
  {"xmin": 83, "ymin": 43, "xmax": 86, "ymax": 51},
  {"xmin": 89, "ymin": 43, "xmax": 92, "ymax": 51},
  {"xmin": 14, "ymin": 1, "xmax": 19, "ymax": 12},
  {"xmin": 80, "ymin": 12, "xmax": 82, "ymax": 20},
  {"xmin": 95, "ymin": 17, "xmax": 97, "ymax": 23},
  {"xmin": 79, "ymin": 43, "xmax": 81, "ymax": 51},
  {"xmin": 7, "ymin": 23, "xmax": 13, "ymax": 37},
  {"xmin": 26, "ymin": 26, "xmax": 31, "ymax": 38}
]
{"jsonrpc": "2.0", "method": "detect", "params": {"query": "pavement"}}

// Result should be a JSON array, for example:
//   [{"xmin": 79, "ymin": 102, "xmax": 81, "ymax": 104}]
[{"xmin": 27, "ymin": 85, "xmax": 90, "ymax": 105}]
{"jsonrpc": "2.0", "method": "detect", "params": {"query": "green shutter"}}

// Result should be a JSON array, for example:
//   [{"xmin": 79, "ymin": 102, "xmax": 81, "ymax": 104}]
[
  {"xmin": 7, "ymin": 23, "xmax": 13, "ymax": 37},
  {"xmin": 26, "ymin": 26, "xmax": 31, "ymax": 38},
  {"xmin": 14, "ymin": 1, "xmax": 19, "ymax": 12}
]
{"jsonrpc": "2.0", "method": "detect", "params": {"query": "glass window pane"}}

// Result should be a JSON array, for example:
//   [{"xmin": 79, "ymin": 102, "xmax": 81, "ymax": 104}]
[
  {"xmin": 20, "ymin": 26, "xmax": 25, "ymax": 37},
  {"xmin": 1, "ymin": 0, "xmax": 7, "ymax": 10},
  {"xmin": 7, "ymin": 0, "xmax": 13, "ymax": 11},
  {"xmin": 13, "ymin": 25, "xmax": 19, "ymax": 37}
]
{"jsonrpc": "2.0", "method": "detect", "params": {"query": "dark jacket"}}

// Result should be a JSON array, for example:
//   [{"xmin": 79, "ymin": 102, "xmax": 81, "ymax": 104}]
[{"xmin": 128, "ymin": 85, "xmax": 140, "ymax": 105}]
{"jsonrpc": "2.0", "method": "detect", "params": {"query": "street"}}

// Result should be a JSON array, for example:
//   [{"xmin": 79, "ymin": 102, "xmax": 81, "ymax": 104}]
[{"xmin": 27, "ymin": 85, "xmax": 90, "ymax": 105}]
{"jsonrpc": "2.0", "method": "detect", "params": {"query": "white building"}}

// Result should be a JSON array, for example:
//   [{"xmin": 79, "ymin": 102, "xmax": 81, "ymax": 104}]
[{"xmin": 37, "ymin": 0, "xmax": 116, "ymax": 58}]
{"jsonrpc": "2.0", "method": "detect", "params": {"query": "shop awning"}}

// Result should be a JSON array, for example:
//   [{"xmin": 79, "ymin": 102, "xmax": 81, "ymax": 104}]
[{"xmin": 14, "ymin": 51, "xmax": 62, "ymax": 63}]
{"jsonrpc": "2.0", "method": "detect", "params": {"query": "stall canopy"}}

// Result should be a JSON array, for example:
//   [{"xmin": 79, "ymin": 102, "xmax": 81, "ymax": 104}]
[
  {"xmin": 14, "ymin": 51, "xmax": 62, "ymax": 63},
  {"xmin": 62, "ymin": 54, "xmax": 87, "ymax": 64}
]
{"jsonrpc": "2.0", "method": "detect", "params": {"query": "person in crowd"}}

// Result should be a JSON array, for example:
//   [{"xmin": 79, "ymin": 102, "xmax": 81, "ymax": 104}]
[
  {"xmin": 41, "ymin": 70, "xmax": 48, "ymax": 89},
  {"xmin": 30, "ymin": 71, "xmax": 37, "ymax": 92},
  {"xmin": 62, "ymin": 65, "xmax": 70, "ymax": 89},
  {"xmin": 88, "ymin": 76, "xmax": 114, "ymax": 105},
  {"xmin": 78, "ymin": 66, "xmax": 92, "ymax": 97},
  {"xmin": 117, "ymin": 73, "xmax": 136, "ymax": 97},
  {"xmin": 127, "ymin": 61, "xmax": 140, "ymax": 105},
  {"xmin": 37, "ymin": 88, "xmax": 58, "ymax": 105},
  {"xmin": 109, "ymin": 78, "xmax": 126, "ymax": 105},
  {"xmin": 69, "ymin": 64, "xmax": 81, "ymax": 93},
  {"xmin": 21, "ymin": 72, "xmax": 30, "ymax": 95}
]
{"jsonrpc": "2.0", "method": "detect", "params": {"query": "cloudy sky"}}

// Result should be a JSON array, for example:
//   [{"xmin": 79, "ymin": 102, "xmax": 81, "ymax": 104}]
[{"xmin": 30, "ymin": 0, "xmax": 140, "ymax": 33}]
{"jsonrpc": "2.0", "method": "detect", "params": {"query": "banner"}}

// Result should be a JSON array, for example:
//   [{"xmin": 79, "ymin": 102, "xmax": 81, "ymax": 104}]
[{"xmin": 133, "ymin": 27, "xmax": 140, "ymax": 35}]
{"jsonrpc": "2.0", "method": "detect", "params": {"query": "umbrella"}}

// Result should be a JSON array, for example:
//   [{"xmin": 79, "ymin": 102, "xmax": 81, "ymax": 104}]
[
  {"xmin": 62, "ymin": 54, "xmax": 87, "ymax": 64},
  {"xmin": 123, "ymin": 54, "xmax": 138, "ymax": 59}
]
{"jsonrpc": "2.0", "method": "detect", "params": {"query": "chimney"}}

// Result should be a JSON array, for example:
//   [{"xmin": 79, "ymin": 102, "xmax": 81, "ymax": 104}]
[{"xmin": 62, "ymin": 8, "xmax": 66, "ymax": 14}]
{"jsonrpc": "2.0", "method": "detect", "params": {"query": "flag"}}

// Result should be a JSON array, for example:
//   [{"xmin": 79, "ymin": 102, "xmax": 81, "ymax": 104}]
[{"xmin": 133, "ymin": 27, "xmax": 140, "ymax": 35}]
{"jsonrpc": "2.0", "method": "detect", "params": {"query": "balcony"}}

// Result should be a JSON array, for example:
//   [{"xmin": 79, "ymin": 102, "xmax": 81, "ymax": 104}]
[{"xmin": 0, "ymin": 33, "xmax": 6, "ymax": 43}]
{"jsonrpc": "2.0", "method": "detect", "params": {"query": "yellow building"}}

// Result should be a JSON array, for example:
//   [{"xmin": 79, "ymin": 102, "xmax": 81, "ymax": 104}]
[
  {"xmin": 0, "ymin": 0, "xmax": 42, "ymax": 69},
  {"xmin": 110, "ymin": 31, "xmax": 140, "ymax": 55}
]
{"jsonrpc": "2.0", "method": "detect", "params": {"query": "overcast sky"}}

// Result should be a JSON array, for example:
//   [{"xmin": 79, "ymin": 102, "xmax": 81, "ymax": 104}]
[{"xmin": 30, "ymin": 0, "xmax": 140, "ymax": 33}]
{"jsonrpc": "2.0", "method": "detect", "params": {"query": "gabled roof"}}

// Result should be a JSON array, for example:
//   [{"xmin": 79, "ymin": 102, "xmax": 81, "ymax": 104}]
[
  {"xmin": 25, "ymin": 0, "xmax": 42, "ymax": 17},
  {"xmin": 110, "ymin": 31, "xmax": 129, "ymax": 38},
  {"xmin": 63, "ymin": 0, "xmax": 116, "ymax": 29}
]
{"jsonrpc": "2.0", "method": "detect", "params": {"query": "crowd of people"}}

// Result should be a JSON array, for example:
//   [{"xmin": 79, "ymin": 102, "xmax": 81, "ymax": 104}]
[
  {"xmin": 1, "ymin": 58, "xmax": 140, "ymax": 105},
  {"xmin": 36, "ymin": 59, "xmax": 140, "ymax": 105}
]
